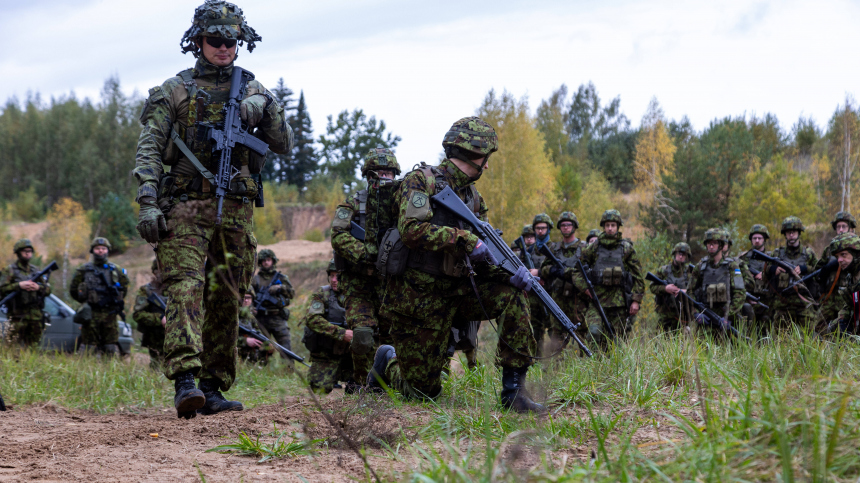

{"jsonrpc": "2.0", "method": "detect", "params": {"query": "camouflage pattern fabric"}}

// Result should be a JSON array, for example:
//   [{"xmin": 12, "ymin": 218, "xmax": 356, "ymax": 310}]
[
  {"xmin": 649, "ymin": 262, "xmax": 694, "ymax": 332},
  {"xmin": 303, "ymin": 286, "xmax": 352, "ymax": 394},
  {"xmin": 251, "ymin": 267, "xmax": 294, "ymax": 359},
  {"xmin": 0, "ymin": 259, "xmax": 51, "ymax": 347},
  {"xmin": 70, "ymin": 259, "xmax": 129, "ymax": 349},
  {"xmin": 340, "ymin": 272, "xmax": 386, "ymax": 383},
  {"xmin": 132, "ymin": 283, "xmax": 167, "ymax": 368},
  {"xmin": 180, "ymin": 1, "xmax": 262, "ymax": 56},
  {"xmin": 308, "ymin": 354, "xmax": 353, "ymax": 395},
  {"xmin": 80, "ymin": 311, "xmax": 121, "ymax": 348},
  {"xmin": 835, "ymin": 263, "xmax": 860, "ymax": 334},
  {"xmin": 738, "ymin": 249, "xmax": 772, "ymax": 329},
  {"xmin": 538, "ymin": 239, "xmax": 587, "ymax": 347},
  {"xmin": 379, "ymin": 159, "xmax": 535, "ymax": 400},
  {"xmin": 237, "ymin": 306, "xmax": 273, "ymax": 363},
  {"xmin": 765, "ymin": 245, "xmax": 818, "ymax": 331},
  {"xmin": 572, "ymin": 231, "xmax": 644, "ymax": 309},
  {"xmin": 582, "ymin": 306, "xmax": 631, "ymax": 350},
  {"xmin": 511, "ymin": 241, "xmax": 549, "ymax": 354},
  {"xmin": 689, "ymin": 257, "xmax": 746, "ymax": 326}
]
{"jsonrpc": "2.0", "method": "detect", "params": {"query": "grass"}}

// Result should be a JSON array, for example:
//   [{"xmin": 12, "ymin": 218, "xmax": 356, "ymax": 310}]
[{"xmin": 206, "ymin": 424, "xmax": 322, "ymax": 462}]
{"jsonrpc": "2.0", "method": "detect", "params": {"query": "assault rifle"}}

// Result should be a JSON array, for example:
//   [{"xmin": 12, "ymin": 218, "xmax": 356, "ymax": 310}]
[
  {"xmin": 0, "ymin": 260, "xmax": 58, "ymax": 309},
  {"xmin": 430, "ymin": 186, "xmax": 592, "ymax": 357},
  {"xmin": 204, "ymin": 66, "xmax": 269, "ymax": 224},
  {"xmin": 146, "ymin": 291, "xmax": 167, "ymax": 316},
  {"xmin": 646, "ymin": 272, "xmax": 750, "ymax": 341},
  {"xmin": 239, "ymin": 323, "xmax": 309, "ymax": 367},
  {"xmin": 255, "ymin": 270, "xmax": 284, "ymax": 313},
  {"xmin": 514, "ymin": 237, "xmax": 549, "ymax": 320},
  {"xmin": 575, "ymin": 259, "xmax": 616, "ymax": 339},
  {"xmin": 98, "ymin": 268, "xmax": 126, "ymax": 320},
  {"xmin": 781, "ymin": 257, "xmax": 839, "ymax": 295},
  {"xmin": 745, "ymin": 292, "xmax": 769, "ymax": 310},
  {"xmin": 350, "ymin": 221, "xmax": 366, "ymax": 241},
  {"xmin": 749, "ymin": 249, "xmax": 817, "ymax": 302}
]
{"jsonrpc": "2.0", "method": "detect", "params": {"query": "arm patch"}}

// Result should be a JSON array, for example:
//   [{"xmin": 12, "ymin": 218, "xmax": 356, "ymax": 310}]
[
  {"xmin": 332, "ymin": 207, "xmax": 352, "ymax": 230},
  {"xmin": 308, "ymin": 299, "xmax": 325, "ymax": 315},
  {"xmin": 405, "ymin": 191, "xmax": 431, "ymax": 221}
]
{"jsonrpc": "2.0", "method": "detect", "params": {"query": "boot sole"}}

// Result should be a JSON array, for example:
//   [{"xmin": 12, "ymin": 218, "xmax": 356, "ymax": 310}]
[
  {"xmin": 197, "ymin": 403, "xmax": 244, "ymax": 416},
  {"xmin": 175, "ymin": 391, "xmax": 206, "ymax": 419}
]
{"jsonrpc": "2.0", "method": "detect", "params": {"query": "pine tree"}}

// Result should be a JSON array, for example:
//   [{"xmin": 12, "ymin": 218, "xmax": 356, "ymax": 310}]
[
  {"xmin": 263, "ymin": 78, "xmax": 297, "ymax": 183},
  {"xmin": 285, "ymin": 91, "xmax": 318, "ymax": 187}
]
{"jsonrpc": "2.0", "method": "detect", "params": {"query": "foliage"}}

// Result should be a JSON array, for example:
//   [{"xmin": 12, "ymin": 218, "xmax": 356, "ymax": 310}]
[
  {"xmin": 826, "ymin": 96, "xmax": 860, "ymax": 213},
  {"xmin": 43, "ymin": 197, "xmax": 91, "ymax": 292},
  {"xmin": 264, "ymin": 81, "xmax": 319, "ymax": 187},
  {"xmin": 318, "ymin": 109, "xmax": 401, "ymax": 183},
  {"xmin": 634, "ymin": 98, "xmax": 676, "ymax": 207},
  {"xmin": 265, "ymin": 181, "xmax": 300, "ymax": 204},
  {"xmin": 252, "ymin": 199, "xmax": 285, "ymax": 245},
  {"xmin": 207, "ymin": 428, "xmax": 321, "ymax": 462},
  {"xmin": 302, "ymin": 228, "xmax": 324, "ymax": 242},
  {"xmin": 90, "ymin": 191, "xmax": 137, "ymax": 253},
  {"xmin": 8, "ymin": 186, "xmax": 45, "ymax": 221},
  {"xmin": 571, "ymin": 170, "xmax": 619, "ymax": 235},
  {"xmin": 304, "ymin": 174, "xmax": 348, "ymax": 215},
  {"xmin": 475, "ymin": 90, "xmax": 559, "ymax": 239}
]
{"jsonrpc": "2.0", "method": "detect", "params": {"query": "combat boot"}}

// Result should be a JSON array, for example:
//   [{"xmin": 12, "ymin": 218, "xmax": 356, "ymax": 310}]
[
  {"xmin": 197, "ymin": 379, "xmax": 244, "ymax": 415},
  {"xmin": 500, "ymin": 367, "xmax": 547, "ymax": 414},
  {"xmin": 174, "ymin": 371, "xmax": 205, "ymax": 419},
  {"xmin": 366, "ymin": 345, "xmax": 396, "ymax": 389},
  {"xmin": 343, "ymin": 380, "xmax": 362, "ymax": 395}
]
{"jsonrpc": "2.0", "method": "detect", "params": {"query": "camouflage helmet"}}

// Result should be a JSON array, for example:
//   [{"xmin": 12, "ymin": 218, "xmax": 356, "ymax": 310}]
[
  {"xmin": 672, "ymin": 242, "xmax": 692, "ymax": 257},
  {"xmin": 244, "ymin": 285, "xmax": 256, "ymax": 299},
  {"xmin": 829, "ymin": 233, "xmax": 860, "ymax": 256},
  {"xmin": 831, "ymin": 211, "xmax": 857, "ymax": 230},
  {"xmin": 521, "ymin": 224, "xmax": 536, "ymax": 237},
  {"xmin": 586, "ymin": 228, "xmax": 600, "ymax": 241},
  {"xmin": 532, "ymin": 213, "xmax": 554, "ymax": 230},
  {"xmin": 719, "ymin": 228, "xmax": 733, "ymax": 246},
  {"xmin": 257, "ymin": 248, "xmax": 278, "ymax": 264},
  {"xmin": 600, "ymin": 209, "xmax": 623, "ymax": 227},
  {"xmin": 326, "ymin": 258, "xmax": 339, "ymax": 274},
  {"xmin": 361, "ymin": 146, "xmax": 401, "ymax": 177},
  {"xmin": 557, "ymin": 211, "xmax": 579, "ymax": 229},
  {"xmin": 749, "ymin": 224, "xmax": 770, "ymax": 241},
  {"xmin": 90, "ymin": 237, "xmax": 111, "ymax": 253},
  {"xmin": 180, "ymin": 1, "xmax": 262, "ymax": 57},
  {"xmin": 13, "ymin": 238, "xmax": 33, "ymax": 254},
  {"xmin": 781, "ymin": 216, "xmax": 805, "ymax": 234},
  {"xmin": 442, "ymin": 117, "xmax": 499, "ymax": 157},
  {"xmin": 703, "ymin": 228, "xmax": 725, "ymax": 246}
]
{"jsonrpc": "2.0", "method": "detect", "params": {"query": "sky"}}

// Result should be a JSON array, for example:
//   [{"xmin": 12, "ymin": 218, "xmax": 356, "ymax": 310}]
[{"xmin": 3, "ymin": 0, "xmax": 860, "ymax": 164}]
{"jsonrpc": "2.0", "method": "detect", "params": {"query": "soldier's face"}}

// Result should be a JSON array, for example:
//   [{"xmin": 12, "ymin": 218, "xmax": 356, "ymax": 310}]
[
  {"xmin": 751, "ymin": 234, "xmax": 765, "ymax": 248},
  {"xmin": 328, "ymin": 272, "xmax": 339, "ymax": 291},
  {"xmin": 242, "ymin": 294, "xmax": 253, "ymax": 307},
  {"xmin": 523, "ymin": 235, "xmax": 536, "ymax": 246},
  {"xmin": 534, "ymin": 224, "xmax": 548, "ymax": 237},
  {"xmin": 93, "ymin": 246, "xmax": 108, "ymax": 258},
  {"xmin": 261, "ymin": 258, "xmax": 274, "ymax": 269},
  {"xmin": 587, "ymin": 237, "xmax": 598, "ymax": 245},
  {"xmin": 837, "ymin": 251, "xmax": 854, "ymax": 270},
  {"xmin": 785, "ymin": 230, "xmax": 800, "ymax": 245},
  {"xmin": 836, "ymin": 221, "xmax": 851, "ymax": 234},
  {"xmin": 603, "ymin": 222, "xmax": 618, "ymax": 236},
  {"xmin": 706, "ymin": 241, "xmax": 721, "ymax": 255},
  {"xmin": 674, "ymin": 252, "xmax": 687, "ymax": 264},
  {"xmin": 559, "ymin": 222, "xmax": 575, "ymax": 237},
  {"xmin": 18, "ymin": 248, "xmax": 33, "ymax": 261},
  {"xmin": 197, "ymin": 36, "xmax": 237, "ymax": 67},
  {"xmin": 374, "ymin": 170, "xmax": 395, "ymax": 180}
]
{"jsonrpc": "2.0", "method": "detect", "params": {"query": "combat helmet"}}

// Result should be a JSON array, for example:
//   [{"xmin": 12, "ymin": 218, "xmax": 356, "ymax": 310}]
[
  {"xmin": 442, "ymin": 117, "xmax": 498, "ymax": 176},
  {"xmin": 361, "ymin": 146, "xmax": 401, "ymax": 177},
  {"xmin": 521, "ymin": 224, "xmax": 536, "ymax": 237},
  {"xmin": 13, "ymin": 238, "xmax": 33, "ymax": 254},
  {"xmin": 90, "ymin": 237, "xmax": 112, "ymax": 254},
  {"xmin": 180, "ymin": 1, "xmax": 262, "ymax": 57},
  {"xmin": 703, "ymin": 228, "xmax": 725, "ymax": 248},
  {"xmin": 600, "ymin": 209, "xmax": 623, "ymax": 227},
  {"xmin": 326, "ymin": 258, "xmax": 339, "ymax": 274},
  {"xmin": 532, "ymin": 213, "xmax": 554, "ymax": 230},
  {"xmin": 672, "ymin": 242, "xmax": 692, "ymax": 257},
  {"xmin": 245, "ymin": 285, "xmax": 256, "ymax": 300},
  {"xmin": 749, "ymin": 224, "xmax": 770, "ymax": 241},
  {"xmin": 586, "ymin": 229, "xmax": 600, "ymax": 242},
  {"xmin": 556, "ymin": 211, "xmax": 579, "ymax": 229},
  {"xmin": 719, "ymin": 228, "xmax": 732, "ymax": 247},
  {"xmin": 829, "ymin": 233, "xmax": 860, "ymax": 256},
  {"xmin": 257, "ymin": 248, "xmax": 278, "ymax": 264},
  {"xmin": 781, "ymin": 216, "xmax": 805, "ymax": 234},
  {"xmin": 831, "ymin": 211, "xmax": 857, "ymax": 231}
]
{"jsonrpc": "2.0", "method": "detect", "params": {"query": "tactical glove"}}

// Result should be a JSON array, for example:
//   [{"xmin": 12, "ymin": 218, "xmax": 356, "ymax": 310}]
[
  {"xmin": 137, "ymin": 197, "xmax": 167, "ymax": 244},
  {"xmin": 468, "ymin": 241, "xmax": 498, "ymax": 266},
  {"xmin": 267, "ymin": 284, "xmax": 282, "ymax": 295},
  {"xmin": 549, "ymin": 264, "xmax": 566, "ymax": 279},
  {"xmin": 351, "ymin": 326, "xmax": 375, "ymax": 355},
  {"xmin": 509, "ymin": 266, "xmax": 534, "ymax": 292},
  {"xmin": 240, "ymin": 94, "xmax": 267, "ymax": 127}
]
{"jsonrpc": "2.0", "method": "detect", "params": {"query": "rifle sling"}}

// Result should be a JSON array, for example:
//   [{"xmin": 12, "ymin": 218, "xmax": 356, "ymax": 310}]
[
  {"xmin": 820, "ymin": 265, "xmax": 841, "ymax": 305},
  {"xmin": 169, "ymin": 128, "xmax": 216, "ymax": 184}
]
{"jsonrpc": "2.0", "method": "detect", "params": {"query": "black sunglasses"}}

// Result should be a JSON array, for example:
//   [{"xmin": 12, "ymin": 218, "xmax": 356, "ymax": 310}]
[{"xmin": 204, "ymin": 37, "xmax": 237, "ymax": 49}]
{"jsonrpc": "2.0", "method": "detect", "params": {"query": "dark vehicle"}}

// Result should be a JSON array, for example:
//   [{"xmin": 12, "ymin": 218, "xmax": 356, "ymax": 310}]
[{"xmin": 0, "ymin": 295, "xmax": 133, "ymax": 353}]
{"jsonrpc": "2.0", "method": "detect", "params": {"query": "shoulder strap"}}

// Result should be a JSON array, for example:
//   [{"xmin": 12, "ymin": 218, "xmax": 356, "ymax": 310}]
[
  {"xmin": 177, "ymin": 69, "xmax": 198, "ymax": 100},
  {"xmin": 169, "ymin": 129, "xmax": 215, "ymax": 183},
  {"xmin": 416, "ymin": 164, "xmax": 436, "ymax": 194},
  {"xmin": 356, "ymin": 190, "xmax": 368, "ymax": 214}
]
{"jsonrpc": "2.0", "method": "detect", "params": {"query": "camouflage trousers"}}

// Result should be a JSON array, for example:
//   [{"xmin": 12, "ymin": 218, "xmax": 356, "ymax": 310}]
[
  {"xmin": 545, "ymin": 293, "xmax": 586, "ymax": 354},
  {"xmin": 80, "ymin": 310, "xmax": 119, "ymax": 347},
  {"xmin": 380, "ymin": 268, "xmax": 535, "ymax": 400},
  {"xmin": 256, "ymin": 313, "xmax": 292, "ymax": 363},
  {"xmin": 816, "ymin": 289, "xmax": 847, "ymax": 332},
  {"xmin": 529, "ymin": 291, "xmax": 550, "ymax": 356},
  {"xmin": 157, "ymin": 197, "xmax": 256, "ymax": 391},
  {"xmin": 308, "ymin": 352, "xmax": 353, "ymax": 394},
  {"xmin": 341, "ymin": 271, "xmax": 387, "ymax": 384},
  {"xmin": 769, "ymin": 297, "xmax": 817, "ymax": 334},
  {"xmin": 585, "ymin": 305, "xmax": 633, "ymax": 350},
  {"xmin": 140, "ymin": 327, "xmax": 165, "ymax": 369},
  {"xmin": 5, "ymin": 315, "xmax": 44, "ymax": 347}
]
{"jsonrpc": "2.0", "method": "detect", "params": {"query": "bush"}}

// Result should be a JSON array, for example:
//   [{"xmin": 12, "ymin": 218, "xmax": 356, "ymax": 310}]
[
  {"xmin": 302, "ymin": 228, "xmax": 324, "ymax": 242},
  {"xmin": 253, "ymin": 202, "xmax": 285, "ymax": 245},
  {"xmin": 10, "ymin": 186, "xmax": 45, "ymax": 222},
  {"xmin": 90, "ymin": 192, "xmax": 137, "ymax": 253}
]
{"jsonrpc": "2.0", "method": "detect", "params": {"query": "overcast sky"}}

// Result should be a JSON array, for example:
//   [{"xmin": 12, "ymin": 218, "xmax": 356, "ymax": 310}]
[{"xmin": 4, "ymin": 0, "xmax": 859, "ymax": 163}]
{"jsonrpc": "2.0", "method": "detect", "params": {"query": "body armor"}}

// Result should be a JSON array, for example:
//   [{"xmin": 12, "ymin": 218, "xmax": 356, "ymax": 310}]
[
  {"xmin": 656, "ymin": 263, "xmax": 692, "ymax": 310},
  {"xmin": 302, "ymin": 285, "xmax": 348, "ymax": 354},
  {"xmin": 252, "ymin": 271, "xmax": 290, "ymax": 314},
  {"xmin": 774, "ymin": 246, "xmax": 808, "ymax": 289},
  {"xmin": 741, "ymin": 251, "xmax": 768, "ymax": 294},
  {"xmin": 550, "ymin": 240, "xmax": 582, "ymax": 297},
  {"xmin": 4, "ymin": 262, "xmax": 45, "ymax": 313},
  {"xmin": 697, "ymin": 260, "xmax": 732, "ymax": 308},
  {"xmin": 591, "ymin": 244, "xmax": 626, "ymax": 287},
  {"xmin": 324, "ymin": 286, "xmax": 346, "ymax": 326},
  {"xmin": 81, "ymin": 263, "xmax": 123, "ymax": 311}
]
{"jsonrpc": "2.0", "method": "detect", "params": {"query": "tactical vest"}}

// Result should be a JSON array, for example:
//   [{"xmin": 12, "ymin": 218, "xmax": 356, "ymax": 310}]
[
  {"xmin": 253, "ymin": 271, "xmax": 289, "ymax": 314},
  {"xmin": 302, "ymin": 285, "xmax": 348, "ymax": 355},
  {"xmin": 529, "ymin": 245, "xmax": 547, "ymax": 269},
  {"xmin": 697, "ymin": 260, "xmax": 732, "ymax": 308},
  {"xmin": 591, "ymin": 243, "xmax": 626, "ymax": 287},
  {"xmin": 406, "ymin": 164, "xmax": 481, "ymax": 278},
  {"xmin": 774, "ymin": 246, "xmax": 808, "ymax": 289},
  {"xmin": 741, "ymin": 251, "xmax": 768, "ymax": 294},
  {"xmin": 656, "ymin": 263, "xmax": 691, "ymax": 310},
  {"xmin": 549, "ymin": 240, "xmax": 582, "ymax": 297},
  {"xmin": 323, "ymin": 286, "xmax": 346, "ymax": 326},
  {"xmin": 81, "ymin": 262, "xmax": 123, "ymax": 310},
  {"xmin": 5, "ymin": 262, "xmax": 45, "ymax": 312}
]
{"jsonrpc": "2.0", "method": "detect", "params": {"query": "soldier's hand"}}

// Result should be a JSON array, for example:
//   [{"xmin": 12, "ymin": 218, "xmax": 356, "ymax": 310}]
[
  {"xmin": 468, "ymin": 241, "xmax": 498, "ymax": 266},
  {"xmin": 137, "ymin": 197, "xmax": 167, "ymax": 244},
  {"xmin": 529, "ymin": 268, "xmax": 539, "ymax": 277},
  {"xmin": 344, "ymin": 329, "xmax": 354, "ymax": 343},
  {"xmin": 755, "ymin": 272, "xmax": 763, "ymax": 280},
  {"xmin": 509, "ymin": 266, "xmax": 534, "ymax": 292},
  {"xmin": 161, "ymin": 316, "xmax": 167, "ymax": 327},
  {"xmin": 629, "ymin": 301, "xmax": 640, "ymax": 315},
  {"xmin": 666, "ymin": 284, "xmax": 680, "ymax": 296},
  {"xmin": 774, "ymin": 267, "xmax": 785, "ymax": 275},
  {"xmin": 793, "ymin": 266, "xmax": 802, "ymax": 276},
  {"xmin": 267, "ymin": 285, "xmax": 282, "ymax": 295},
  {"xmin": 549, "ymin": 265, "xmax": 565, "ymax": 279},
  {"xmin": 246, "ymin": 337, "xmax": 263, "ymax": 348},
  {"xmin": 19, "ymin": 280, "xmax": 39, "ymax": 291},
  {"xmin": 240, "ymin": 94, "xmax": 267, "ymax": 127}
]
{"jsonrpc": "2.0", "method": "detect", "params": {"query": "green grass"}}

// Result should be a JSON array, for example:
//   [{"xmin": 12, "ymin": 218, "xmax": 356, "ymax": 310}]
[{"xmin": 207, "ymin": 424, "xmax": 322, "ymax": 462}]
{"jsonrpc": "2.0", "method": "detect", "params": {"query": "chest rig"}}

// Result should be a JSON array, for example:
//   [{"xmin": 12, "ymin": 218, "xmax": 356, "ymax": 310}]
[
  {"xmin": 656, "ymin": 263, "xmax": 692, "ymax": 310},
  {"xmin": 550, "ymin": 240, "xmax": 583, "ymax": 297},
  {"xmin": 591, "ymin": 243, "xmax": 626, "ymax": 286},
  {"xmin": 698, "ymin": 260, "xmax": 732, "ymax": 308},
  {"xmin": 774, "ymin": 246, "xmax": 808, "ymax": 289},
  {"xmin": 742, "ymin": 251, "xmax": 768, "ymax": 294},
  {"xmin": 406, "ymin": 165, "xmax": 481, "ymax": 278},
  {"xmin": 83, "ymin": 263, "xmax": 122, "ymax": 310},
  {"xmin": 6, "ymin": 263, "xmax": 43, "ymax": 310},
  {"xmin": 324, "ymin": 286, "xmax": 347, "ymax": 326}
]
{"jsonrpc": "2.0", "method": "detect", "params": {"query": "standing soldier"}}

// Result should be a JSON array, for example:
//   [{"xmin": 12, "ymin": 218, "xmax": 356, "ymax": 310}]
[
  {"xmin": 586, "ymin": 229, "xmax": 600, "ymax": 245},
  {"xmin": 237, "ymin": 288, "xmax": 274, "ymax": 364},
  {"xmin": 649, "ymin": 243, "xmax": 694, "ymax": 332},
  {"xmin": 330, "ymin": 147, "xmax": 401, "ymax": 386},
  {"xmin": 765, "ymin": 217, "xmax": 818, "ymax": 331},
  {"xmin": 828, "ymin": 233, "xmax": 860, "ymax": 335},
  {"xmin": 302, "ymin": 260, "xmax": 356, "ymax": 394},
  {"xmin": 70, "ymin": 238, "xmax": 129, "ymax": 356},
  {"xmin": 0, "ymin": 239, "xmax": 51, "ymax": 347},
  {"xmin": 689, "ymin": 229, "xmax": 747, "ymax": 335},
  {"xmin": 572, "ymin": 210, "xmax": 644, "ymax": 349},
  {"xmin": 540, "ymin": 211, "xmax": 587, "ymax": 348},
  {"xmin": 816, "ymin": 212, "xmax": 857, "ymax": 329},
  {"xmin": 738, "ymin": 224, "xmax": 772, "ymax": 331},
  {"xmin": 132, "ymin": 260, "xmax": 167, "ymax": 369},
  {"xmin": 250, "ymin": 249, "xmax": 295, "ymax": 362},
  {"xmin": 526, "ymin": 214, "xmax": 552, "ymax": 355},
  {"xmin": 132, "ymin": 0, "xmax": 293, "ymax": 418},
  {"xmin": 369, "ymin": 116, "xmax": 543, "ymax": 413}
]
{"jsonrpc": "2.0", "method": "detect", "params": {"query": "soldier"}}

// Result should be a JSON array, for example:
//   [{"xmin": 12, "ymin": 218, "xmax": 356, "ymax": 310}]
[
  {"xmin": 738, "ymin": 225, "xmax": 772, "ymax": 332},
  {"xmin": 0, "ymin": 239, "xmax": 51, "ymax": 347},
  {"xmin": 250, "ymin": 249, "xmax": 295, "ymax": 363},
  {"xmin": 330, "ymin": 147, "xmax": 401, "ymax": 386},
  {"xmin": 132, "ymin": 260, "xmax": 167, "ymax": 369},
  {"xmin": 828, "ymin": 233, "xmax": 860, "ymax": 335},
  {"xmin": 540, "ymin": 211, "xmax": 587, "ymax": 349},
  {"xmin": 132, "ymin": 0, "xmax": 293, "ymax": 418},
  {"xmin": 70, "ymin": 238, "xmax": 129, "ymax": 356},
  {"xmin": 586, "ymin": 229, "xmax": 600, "ymax": 245},
  {"xmin": 572, "ymin": 210, "xmax": 644, "ymax": 349},
  {"xmin": 237, "ymin": 288, "xmax": 274, "ymax": 364},
  {"xmin": 511, "ymin": 224, "xmax": 536, "ymax": 254},
  {"xmin": 649, "ymin": 243, "xmax": 694, "ymax": 333},
  {"xmin": 816, "ymin": 212, "xmax": 857, "ymax": 329},
  {"xmin": 302, "ymin": 260, "xmax": 356, "ymax": 394},
  {"xmin": 369, "ymin": 116, "xmax": 543, "ymax": 413},
  {"xmin": 689, "ymin": 229, "xmax": 746, "ymax": 336},
  {"xmin": 765, "ymin": 217, "xmax": 818, "ymax": 331}
]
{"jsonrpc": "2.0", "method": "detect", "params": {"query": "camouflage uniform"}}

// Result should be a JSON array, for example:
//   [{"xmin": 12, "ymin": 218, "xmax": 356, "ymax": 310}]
[
  {"xmin": 70, "ymin": 238, "xmax": 129, "ymax": 354},
  {"xmin": 0, "ymin": 239, "xmax": 51, "ymax": 347},
  {"xmin": 830, "ymin": 234, "xmax": 860, "ymax": 335},
  {"xmin": 572, "ymin": 211, "xmax": 644, "ymax": 349},
  {"xmin": 765, "ymin": 217, "xmax": 818, "ymax": 331},
  {"xmin": 250, "ymin": 250, "xmax": 295, "ymax": 361},
  {"xmin": 302, "ymin": 279, "xmax": 352, "ymax": 394},
  {"xmin": 378, "ymin": 118, "xmax": 537, "ymax": 404},
  {"xmin": 131, "ymin": 261, "xmax": 167, "ymax": 368},
  {"xmin": 132, "ymin": 0, "xmax": 292, "ymax": 394},
  {"xmin": 511, "ymin": 224, "xmax": 549, "ymax": 354},
  {"xmin": 737, "ymin": 224, "xmax": 772, "ymax": 330},
  {"xmin": 649, "ymin": 243, "xmax": 694, "ymax": 332},
  {"xmin": 330, "ymin": 147, "xmax": 401, "ymax": 384},
  {"xmin": 539, "ymin": 212, "xmax": 587, "ymax": 347},
  {"xmin": 237, "ymin": 300, "xmax": 273, "ymax": 364},
  {"xmin": 585, "ymin": 229, "xmax": 600, "ymax": 245},
  {"xmin": 690, "ymin": 230, "xmax": 747, "ymax": 336},
  {"xmin": 816, "ymin": 212, "xmax": 857, "ymax": 329}
]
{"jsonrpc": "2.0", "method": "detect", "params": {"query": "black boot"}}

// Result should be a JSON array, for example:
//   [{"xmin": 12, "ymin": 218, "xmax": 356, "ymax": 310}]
[
  {"xmin": 173, "ymin": 371, "xmax": 205, "ymax": 419},
  {"xmin": 366, "ymin": 345, "xmax": 396, "ymax": 389},
  {"xmin": 500, "ymin": 367, "xmax": 546, "ymax": 414},
  {"xmin": 197, "ymin": 379, "xmax": 244, "ymax": 415},
  {"xmin": 343, "ymin": 379, "xmax": 362, "ymax": 395}
]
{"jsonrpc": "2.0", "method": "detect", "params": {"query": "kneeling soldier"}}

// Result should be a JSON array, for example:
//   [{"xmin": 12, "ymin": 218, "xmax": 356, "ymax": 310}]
[{"xmin": 237, "ymin": 288, "xmax": 274, "ymax": 363}]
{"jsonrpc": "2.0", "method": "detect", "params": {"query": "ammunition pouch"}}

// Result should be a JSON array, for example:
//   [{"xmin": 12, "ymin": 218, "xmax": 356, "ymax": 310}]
[
  {"xmin": 596, "ymin": 266, "xmax": 624, "ymax": 286},
  {"xmin": 706, "ymin": 283, "xmax": 728, "ymax": 305},
  {"xmin": 74, "ymin": 303, "xmax": 93, "ymax": 325},
  {"xmin": 376, "ymin": 228, "xmax": 410, "ymax": 276},
  {"xmin": 777, "ymin": 272, "xmax": 791, "ymax": 289}
]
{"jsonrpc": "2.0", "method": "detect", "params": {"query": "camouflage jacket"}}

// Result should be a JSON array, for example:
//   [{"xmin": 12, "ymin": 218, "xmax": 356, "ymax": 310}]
[
  {"xmin": 690, "ymin": 256, "xmax": 746, "ymax": 319},
  {"xmin": 70, "ymin": 259, "xmax": 129, "ymax": 312},
  {"xmin": 132, "ymin": 283, "xmax": 164, "ymax": 331},
  {"xmin": 133, "ymin": 57, "xmax": 293, "ymax": 202},
  {"xmin": 331, "ymin": 190, "xmax": 370, "ymax": 271},
  {"xmin": 738, "ymin": 249, "xmax": 769, "ymax": 296},
  {"xmin": 237, "ymin": 306, "xmax": 272, "ymax": 355},
  {"xmin": 649, "ymin": 261, "xmax": 694, "ymax": 316},
  {"xmin": 572, "ymin": 232, "xmax": 644, "ymax": 308},
  {"xmin": 0, "ymin": 259, "xmax": 51, "ymax": 318},
  {"xmin": 251, "ymin": 268, "xmax": 294, "ymax": 312},
  {"xmin": 303, "ymin": 286, "xmax": 348, "ymax": 340},
  {"xmin": 764, "ymin": 245, "xmax": 818, "ymax": 296}
]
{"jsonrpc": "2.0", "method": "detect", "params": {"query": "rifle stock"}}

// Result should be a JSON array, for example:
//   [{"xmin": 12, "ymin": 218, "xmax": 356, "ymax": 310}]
[
  {"xmin": 239, "ymin": 323, "xmax": 309, "ymax": 367},
  {"xmin": 147, "ymin": 291, "xmax": 167, "ymax": 316},
  {"xmin": 350, "ymin": 221, "xmax": 366, "ymax": 241}
]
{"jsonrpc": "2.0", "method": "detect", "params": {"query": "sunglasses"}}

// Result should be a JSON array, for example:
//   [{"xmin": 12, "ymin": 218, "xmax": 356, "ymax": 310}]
[{"xmin": 204, "ymin": 37, "xmax": 237, "ymax": 49}]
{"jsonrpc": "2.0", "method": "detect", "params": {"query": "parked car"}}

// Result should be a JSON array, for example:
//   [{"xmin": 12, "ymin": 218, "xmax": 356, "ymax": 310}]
[{"xmin": 0, "ymin": 295, "xmax": 133, "ymax": 353}]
